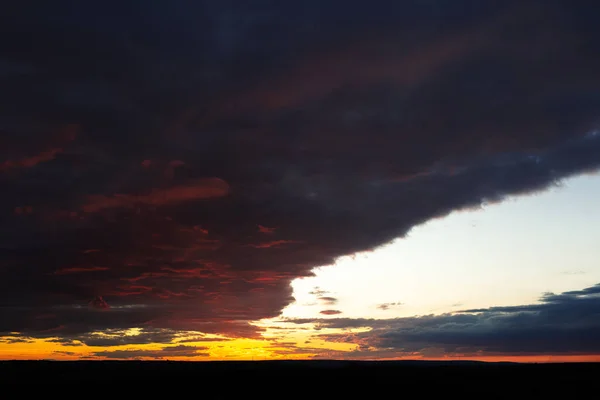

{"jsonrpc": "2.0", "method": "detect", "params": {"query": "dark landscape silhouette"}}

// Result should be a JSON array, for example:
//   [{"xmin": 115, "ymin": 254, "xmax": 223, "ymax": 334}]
[{"xmin": 2, "ymin": 360, "xmax": 599, "ymax": 390}]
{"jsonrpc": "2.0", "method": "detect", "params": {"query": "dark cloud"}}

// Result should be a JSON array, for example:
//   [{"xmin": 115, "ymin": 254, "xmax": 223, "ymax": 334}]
[
  {"xmin": 92, "ymin": 345, "xmax": 209, "ymax": 360},
  {"xmin": 309, "ymin": 288, "xmax": 330, "ymax": 297},
  {"xmin": 88, "ymin": 296, "xmax": 110, "ymax": 310},
  {"xmin": 288, "ymin": 283, "xmax": 600, "ymax": 356},
  {"xmin": 377, "ymin": 302, "xmax": 403, "ymax": 311},
  {"xmin": 176, "ymin": 336, "xmax": 232, "ymax": 343},
  {"xmin": 318, "ymin": 297, "xmax": 338, "ymax": 305},
  {"xmin": 0, "ymin": 337, "xmax": 34, "ymax": 344},
  {"xmin": 1, "ymin": 0, "xmax": 600, "ymax": 343},
  {"xmin": 50, "ymin": 328, "xmax": 178, "ymax": 347},
  {"xmin": 52, "ymin": 351, "xmax": 77, "ymax": 357},
  {"xmin": 320, "ymin": 310, "xmax": 342, "ymax": 316}
]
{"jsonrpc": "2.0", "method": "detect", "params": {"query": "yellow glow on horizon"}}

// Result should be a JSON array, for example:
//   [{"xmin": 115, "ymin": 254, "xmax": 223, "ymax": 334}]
[
  {"xmin": 0, "ymin": 327, "xmax": 357, "ymax": 361},
  {"xmin": 0, "ymin": 337, "xmax": 94, "ymax": 360},
  {"xmin": 2, "ymin": 333, "xmax": 600, "ymax": 363}
]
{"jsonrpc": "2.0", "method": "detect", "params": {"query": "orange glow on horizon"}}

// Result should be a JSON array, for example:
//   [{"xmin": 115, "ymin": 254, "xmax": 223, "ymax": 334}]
[{"xmin": 2, "ymin": 333, "xmax": 599, "ymax": 363}]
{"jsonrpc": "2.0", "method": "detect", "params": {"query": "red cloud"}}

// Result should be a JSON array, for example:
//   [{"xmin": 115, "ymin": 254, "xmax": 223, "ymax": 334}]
[
  {"xmin": 258, "ymin": 225, "xmax": 277, "ymax": 234},
  {"xmin": 81, "ymin": 178, "xmax": 229, "ymax": 212},
  {"xmin": 1, "ymin": 148, "xmax": 62, "ymax": 171},
  {"xmin": 1, "ymin": 124, "xmax": 78, "ymax": 172},
  {"xmin": 89, "ymin": 296, "xmax": 110, "ymax": 310},
  {"xmin": 248, "ymin": 240, "xmax": 301, "ymax": 249},
  {"xmin": 14, "ymin": 206, "xmax": 34, "ymax": 215},
  {"xmin": 54, "ymin": 267, "xmax": 110, "ymax": 275}
]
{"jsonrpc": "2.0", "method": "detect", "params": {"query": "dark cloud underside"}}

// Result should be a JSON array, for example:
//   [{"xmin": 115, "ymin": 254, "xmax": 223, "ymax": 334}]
[
  {"xmin": 92, "ymin": 345, "xmax": 210, "ymax": 360},
  {"xmin": 1, "ymin": 0, "xmax": 600, "ymax": 340}
]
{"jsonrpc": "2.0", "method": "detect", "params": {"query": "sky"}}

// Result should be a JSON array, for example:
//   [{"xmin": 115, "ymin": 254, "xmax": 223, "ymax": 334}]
[{"xmin": 1, "ymin": 0, "xmax": 600, "ymax": 362}]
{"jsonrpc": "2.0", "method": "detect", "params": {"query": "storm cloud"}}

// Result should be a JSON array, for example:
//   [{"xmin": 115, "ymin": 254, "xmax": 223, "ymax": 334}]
[{"xmin": 1, "ymin": 0, "xmax": 600, "ymax": 342}]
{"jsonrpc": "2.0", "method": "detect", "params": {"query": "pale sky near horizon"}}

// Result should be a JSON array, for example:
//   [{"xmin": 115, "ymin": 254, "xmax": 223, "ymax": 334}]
[{"xmin": 282, "ymin": 173, "xmax": 600, "ymax": 320}]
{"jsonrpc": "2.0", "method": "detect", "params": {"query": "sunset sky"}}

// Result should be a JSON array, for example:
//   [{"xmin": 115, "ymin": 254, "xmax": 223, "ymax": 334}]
[{"xmin": 1, "ymin": 0, "xmax": 600, "ymax": 362}]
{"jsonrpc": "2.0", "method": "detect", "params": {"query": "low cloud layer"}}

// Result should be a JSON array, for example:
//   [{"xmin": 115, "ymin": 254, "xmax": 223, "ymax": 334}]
[
  {"xmin": 288, "ymin": 284, "xmax": 600, "ymax": 356},
  {"xmin": 91, "ymin": 345, "xmax": 210, "ymax": 360},
  {"xmin": 1, "ymin": 0, "xmax": 600, "ymax": 346}
]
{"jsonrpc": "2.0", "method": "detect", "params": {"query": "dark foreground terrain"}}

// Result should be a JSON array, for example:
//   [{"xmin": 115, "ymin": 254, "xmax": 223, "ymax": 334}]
[{"xmin": 1, "ymin": 360, "xmax": 598, "ymax": 393}]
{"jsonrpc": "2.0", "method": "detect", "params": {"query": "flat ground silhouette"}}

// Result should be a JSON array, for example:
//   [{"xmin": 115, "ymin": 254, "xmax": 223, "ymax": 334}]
[{"xmin": 1, "ymin": 360, "xmax": 598, "ymax": 392}]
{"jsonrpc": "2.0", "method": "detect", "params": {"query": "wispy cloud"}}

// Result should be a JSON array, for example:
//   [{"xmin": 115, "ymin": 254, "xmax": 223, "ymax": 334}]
[{"xmin": 376, "ymin": 302, "xmax": 402, "ymax": 311}]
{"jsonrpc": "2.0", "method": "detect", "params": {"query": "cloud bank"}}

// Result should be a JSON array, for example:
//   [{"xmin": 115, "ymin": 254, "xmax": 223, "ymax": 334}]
[
  {"xmin": 1, "ymin": 0, "xmax": 600, "ymax": 350},
  {"xmin": 287, "ymin": 284, "xmax": 600, "ymax": 357}
]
